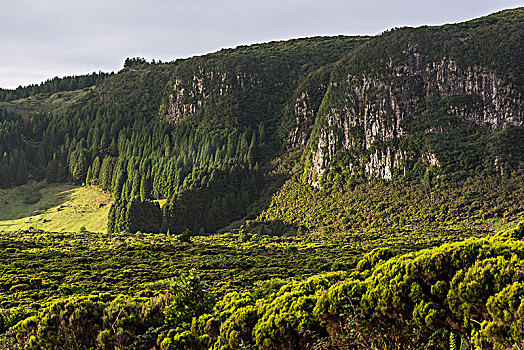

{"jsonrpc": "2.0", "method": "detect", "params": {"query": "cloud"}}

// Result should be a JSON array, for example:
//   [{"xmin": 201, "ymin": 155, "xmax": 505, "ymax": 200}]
[{"xmin": 1, "ymin": 0, "xmax": 522, "ymax": 88}]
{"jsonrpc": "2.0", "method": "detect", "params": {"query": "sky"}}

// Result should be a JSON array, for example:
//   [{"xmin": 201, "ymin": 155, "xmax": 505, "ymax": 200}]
[{"xmin": 1, "ymin": 0, "xmax": 522, "ymax": 89}]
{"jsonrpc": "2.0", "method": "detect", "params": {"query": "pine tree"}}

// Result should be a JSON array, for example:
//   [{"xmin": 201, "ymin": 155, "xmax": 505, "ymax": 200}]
[
  {"xmin": 130, "ymin": 170, "xmax": 141, "ymax": 199},
  {"xmin": 140, "ymin": 176, "xmax": 152, "ymax": 201},
  {"xmin": 247, "ymin": 131, "xmax": 257, "ymax": 168},
  {"xmin": 85, "ymin": 166, "xmax": 92, "ymax": 185},
  {"xmin": 113, "ymin": 172, "xmax": 126, "ymax": 201},
  {"xmin": 164, "ymin": 135, "xmax": 171, "ymax": 158},
  {"xmin": 16, "ymin": 154, "xmax": 28, "ymax": 186},
  {"xmin": 72, "ymin": 150, "xmax": 88, "ymax": 184},
  {"xmin": 90, "ymin": 127, "xmax": 100, "ymax": 155},
  {"xmin": 91, "ymin": 156, "xmax": 101, "ymax": 181},
  {"xmin": 99, "ymin": 133, "xmax": 108, "ymax": 154},
  {"xmin": 99, "ymin": 156, "xmax": 114, "ymax": 191},
  {"xmin": 109, "ymin": 138, "xmax": 118, "ymax": 156}
]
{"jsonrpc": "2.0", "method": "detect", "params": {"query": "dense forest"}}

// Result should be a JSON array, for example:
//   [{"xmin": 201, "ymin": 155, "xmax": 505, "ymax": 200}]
[
  {"xmin": 0, "ymin": 9, "xmax": 522, "ymax": 236},
  {"xmin": 0, "ymin": 72, "xmax": 108, "ymax": 103},
  {"xmin": 0, "ymin": 35, "xmax": 373, "ymax": 234},
  {"xmin": 0, "ymin": 7, "xmax": 523, "ymax": 349}
]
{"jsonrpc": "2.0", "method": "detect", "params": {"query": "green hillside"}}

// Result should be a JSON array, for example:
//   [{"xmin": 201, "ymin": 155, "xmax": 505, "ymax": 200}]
[
  {"xmin": 1, "ymin": 10, "xmax": 522, "ymax": 236},
  {"xmin": 302, "ymin": 7, "xmax": 524, "ymax": 189},
  {"xmin": 0, "ymin": 182, "xmax": 112, "ymax": 233},
  {"xmin": 0, "ymin": 7, "xmax": 523, "ymax": 349}
]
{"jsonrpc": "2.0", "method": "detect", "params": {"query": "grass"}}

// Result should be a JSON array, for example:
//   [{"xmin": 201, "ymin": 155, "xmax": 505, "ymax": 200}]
[
  {"xmin": 0, "ymin": 88, "xmax": 90, "ymax": 117},
  {"xmin": 0, "ymin": 182, "xmax": 112, "ymax": 233}
]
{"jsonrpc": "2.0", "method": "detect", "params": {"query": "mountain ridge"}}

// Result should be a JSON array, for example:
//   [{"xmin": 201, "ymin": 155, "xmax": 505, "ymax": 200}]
[
  {"xmin": 0, "ymin": 8, "xmax": 522, "ymax": 235},
  {"xmin": 1, "ymin": 8, "xmax": 524, "ymax": 349}
]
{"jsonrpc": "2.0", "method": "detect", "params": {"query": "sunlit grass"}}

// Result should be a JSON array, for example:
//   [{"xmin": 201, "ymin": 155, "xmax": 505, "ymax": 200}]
[{"xmin": 0, "ymin": 182, "xmax": 112, "ymax": 233}]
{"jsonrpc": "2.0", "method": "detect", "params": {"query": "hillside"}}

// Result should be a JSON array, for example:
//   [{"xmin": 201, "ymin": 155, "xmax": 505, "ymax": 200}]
[
  {"xmin": 0, "ymin": 10, "xmax": 522, "ymax": 238},
  {"xmin": 0, "ymin": 7, "xmax": 523, "ymax": 350},
  {"xmin": 303, "ymin": 8, "xmax": 523, "ymax": 187},
  {"xmin": 0, "ymin": 182, "xmax": 111, "ymax": 233}
]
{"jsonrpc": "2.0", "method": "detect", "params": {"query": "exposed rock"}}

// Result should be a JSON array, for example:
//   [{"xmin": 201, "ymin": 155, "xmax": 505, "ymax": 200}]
[
  {"xmin": 289, "ymin": 92, "xmax": 315, "ymax": 147},
  {"xmin": 163, "ymin": 67, "xmax": 260, "ymax": 124},
  {"xmin": 308, "ymin": 49, "xmax": 523, "ymax": 186}
]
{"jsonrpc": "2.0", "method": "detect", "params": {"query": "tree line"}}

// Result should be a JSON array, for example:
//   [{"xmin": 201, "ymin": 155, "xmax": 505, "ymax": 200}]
[{"xmin": 0, "ymin": 72, "xmax": 108, "ymax": 102}]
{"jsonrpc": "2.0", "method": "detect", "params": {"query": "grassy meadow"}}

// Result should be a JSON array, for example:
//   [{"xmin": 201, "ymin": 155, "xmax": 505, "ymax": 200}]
[{"xmin": 0, "ymin": 182, "xmax": 112, "ymax": 233}]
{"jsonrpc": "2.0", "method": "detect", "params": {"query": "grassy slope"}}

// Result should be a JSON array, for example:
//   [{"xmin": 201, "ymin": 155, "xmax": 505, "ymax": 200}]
[
  {"xmin": 0, "ymin": 88, "xmax": 91, "ymax": 117},
  {"xmin": 0, "ymin": 182, "xmax": 112, "ymax": 233}
]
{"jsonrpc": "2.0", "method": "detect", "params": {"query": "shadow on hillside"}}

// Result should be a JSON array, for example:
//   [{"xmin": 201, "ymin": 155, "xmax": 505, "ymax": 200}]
[
  {"xmin": 215, "ymin": 171, "xmax": 299, "ymax": 236},
  {"xmin": 0, "ymin": 181, "xmax": 76, "ymax": 223},
  {"xmin": 245, "ymin": 219, "xmax": 298, "ymax": 236}
]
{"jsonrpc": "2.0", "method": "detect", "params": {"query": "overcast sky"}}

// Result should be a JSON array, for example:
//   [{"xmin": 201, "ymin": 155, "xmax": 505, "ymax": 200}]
[{"xmin": 1, "ymin": 0, "xmax": 522, "ymax": 89}]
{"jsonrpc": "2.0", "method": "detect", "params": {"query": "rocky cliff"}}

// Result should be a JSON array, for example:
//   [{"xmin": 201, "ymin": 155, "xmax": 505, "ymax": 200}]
[
  {"xmin": 301, "ymin": 8, "xmax": 524, "ymax": 187},
  {"xmin": 159, "ymin": 37, "xmax": 369, "ymax": 136},
  {"xmin": 155, "ymin": 9, "xmax": 524, "ymax": 191}
]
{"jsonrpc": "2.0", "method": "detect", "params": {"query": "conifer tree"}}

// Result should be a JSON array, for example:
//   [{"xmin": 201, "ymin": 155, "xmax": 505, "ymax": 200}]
[
  {"xmin": 91, "ymin": 156, "xmax": 101, "ymax": 181},
  {"xmin": 140, "ymin": 176, "xmax": 152, "ymax": 201},
  {"xmin": 16, "ymin": 154, "xmax": 28, "ymax": 186},
  {"xmin": 85, "ymin": 166, "xmax": 92, "ymax": 185},
  {"xmin": 46, "ymin": 157, "xmax": 58, "ymax": 183}
]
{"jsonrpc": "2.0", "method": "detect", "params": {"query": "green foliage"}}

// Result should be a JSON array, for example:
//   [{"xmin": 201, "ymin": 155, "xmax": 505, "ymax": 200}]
[
  {"xmin": 252, "ymin": 272, "xmax": 345, "ymax": 349},
  {"xmin": 159, "ymin": 272, "xmax": 215, "ymax": 347},
  {"xmin": 313, "ymin": 223, "xmax": 524, "ymax": 349},
  {"xmin": 3, "ymin": 223, "xmax": 524, "ymax": 349},
  {"xmin": 164, "ymin": 271, "xmax": 214, "ymax": 328},
  {"xmin": 256, "ymin": 171, "xmax": 524, "ymax": 236},
  {"xmin": 163, "ymin": 166, "xmax": 262, "ymax": 233},
  {"xmin": 356, "ymin": 247, "xmax": 396, "ymax": 272},
  {"xmin": 178, "ymin": 229, "xmax": 192, "ymax": 243},
  {"xmin": 108, "ymin": 198, "xmax": 162, "ymax": 234},
  {"xmin": 0, "ymin": 9, "xmax": 523, "ymax": 350},
  {"xmin": 12, "ymin": 292, "xmax": 167, "ymax": 350},
  {"xmin": 0, "ymin": 71, "xmax": 107, "ymax": 102}
]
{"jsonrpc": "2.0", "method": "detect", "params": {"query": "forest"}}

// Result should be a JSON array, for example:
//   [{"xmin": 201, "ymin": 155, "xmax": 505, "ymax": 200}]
[{"xmin": 0, "ymin": 7, "xmax": 523, "ymax": 350}]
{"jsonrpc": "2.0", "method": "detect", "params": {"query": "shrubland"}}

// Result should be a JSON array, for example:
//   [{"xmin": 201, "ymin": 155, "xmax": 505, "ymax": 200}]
[
  {"xmin": 0, "ymin": 7, "xmax": 522, "ymax": 349},
  {"xmin": 1, "ymin": 223, "xmax": 522, "ymax": 349}
]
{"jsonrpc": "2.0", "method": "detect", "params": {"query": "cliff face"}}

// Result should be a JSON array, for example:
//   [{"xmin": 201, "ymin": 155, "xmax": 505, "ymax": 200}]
[
  {"xmin": 301, "ymin": 9, "xmax": 524, "ymax": 187},
  {"xmin": 286, "ymin": 67, "xmax": 331, "ymax": 148},
  {"xmin": 162, "ymin": 67, "xmax": 259, "ymax": 124},
  {"xmin": 156, "ymin": 9, "xmax": 523, "ymax": 189},
  {"xmin": 307, "ymin": 56, "xmax": 523, "ymax": 186},
  {"xmin": 160, "ymin": 37, "xmax": 368, "ymax": 135}
]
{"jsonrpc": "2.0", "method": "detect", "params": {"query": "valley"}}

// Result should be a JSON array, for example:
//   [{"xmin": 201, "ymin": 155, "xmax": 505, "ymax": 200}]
[{"xmin": 0, "ymin": 7, "xmax": 522, "ymax": 350}]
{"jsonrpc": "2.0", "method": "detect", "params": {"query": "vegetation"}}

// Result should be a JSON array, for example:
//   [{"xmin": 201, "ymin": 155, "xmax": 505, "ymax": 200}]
[
  {"xmin": 0, "ymin": 36, "xmax": 370, "ymax": 234},
  {"xmin": 256, "ymin": 170, "xmax": 524, "ymax": 235},
  {"xmin": 0, "ymin": 9, "xmax": 522, "ymax": 234},
  {"xmin": 1, "ymin": 223, "xmax": 522, "ymax": 349},
  {"xmin": 0, "ymin": 72, "xmax": 108, "ymax": 103},
  {"xmin": 0, "ymin": 7, "xmax": 522, "ymax": 349},
  {"xmin": 0, "ymin": 182, "xmax": 112, "ymax": 233},
  {"xmin": 302, "ymin": 7, "xmax": 524, "ymax": 187}
]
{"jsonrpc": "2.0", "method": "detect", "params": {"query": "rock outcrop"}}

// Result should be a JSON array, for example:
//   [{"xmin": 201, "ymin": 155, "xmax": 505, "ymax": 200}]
[{"xmin": 305, "ymin": 39, "xmax": 523, "ymax": 187}]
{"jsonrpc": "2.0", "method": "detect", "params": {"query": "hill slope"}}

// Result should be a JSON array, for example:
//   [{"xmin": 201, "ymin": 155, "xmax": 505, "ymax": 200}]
[
  {"xmin": 303, "ymin": 7, "xmax": 523, "ymax": 187},
  {"xmin": 0, "ymin": 8, "xmax": 522, "ymax": 235},
  {"xmin": 0, "ymin": 8, "xmax": 523, "ymax": 350},
  {"xmin": 0, "ymin": 182, "xmax": 112, "ymax": 233}
]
